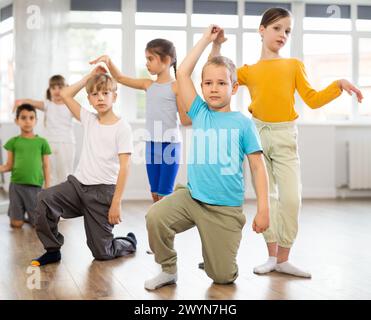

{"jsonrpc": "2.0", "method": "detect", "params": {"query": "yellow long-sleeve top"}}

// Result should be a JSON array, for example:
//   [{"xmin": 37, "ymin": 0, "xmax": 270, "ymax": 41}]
[{"xmin": 237, "ymin": 58, "xmax": 342, "ymax": 122}]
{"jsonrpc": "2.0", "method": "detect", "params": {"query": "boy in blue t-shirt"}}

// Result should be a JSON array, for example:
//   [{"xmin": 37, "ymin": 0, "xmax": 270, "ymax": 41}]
[{"xmin": 144, "ymin": 25, "xmax": 270, "ymax": 290}]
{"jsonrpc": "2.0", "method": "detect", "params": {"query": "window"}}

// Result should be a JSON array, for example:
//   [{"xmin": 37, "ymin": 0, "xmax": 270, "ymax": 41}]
[
  {"xmin": 68, "ymin": 28, "xmax": 122, "ymax": 113},
  {"xmin": 303, "ymin": 34, "xmax": 352, "ymax": 120},
  {"xmin": 136, "ymin": 0, "xmax": 186, "ymax": 26},
  {"xmin": 304, "ymin": 4, "xmax": 351, "ymax": 31},
  {"xmin": 69, "ymin": 0, "xmax": 121, "ymax": 24},
  {"xmin": 68, "ymin": 1, "xmax": 122, "ymax": 113},
  {"xmin": 192, "ymin": 0, "xmax": 238, "ymax": 28},
  {"xmin": 356, "ymin": 5, "xmax": 371, "ymax": 31},
  {"xmin": 359, "ymin": 38, "xmax": 371, "ymax": 117},
  {"xmin": 0, "ymin": 4, "xmax": 14, "ymax": 122},
  {"xmin": 69, "ymin": 11, "xmax": 121, "ymax": 25},
  {"xmin": 62, "ymin": 1, "xmax": 371, "ymax": 122}
]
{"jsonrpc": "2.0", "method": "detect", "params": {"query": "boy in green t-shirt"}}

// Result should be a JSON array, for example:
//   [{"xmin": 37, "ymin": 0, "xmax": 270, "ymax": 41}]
[{"xmin": 0, "ymin": 104, "xmax": 51, "ymax": 228}]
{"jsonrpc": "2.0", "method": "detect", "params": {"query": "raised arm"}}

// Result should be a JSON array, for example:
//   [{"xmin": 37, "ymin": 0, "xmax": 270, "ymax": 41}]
[
  {"xmin": 172, "ymin": 82, "xmax": 192, "ymax": 126},
  {"xmin": 0, "ymin": 151, "xmax": 14, "ymax": 173},
  {"xmin": 176, "ymin": 25, "xmax": 222, "ymax": 112},
  {"xmin": 13, "ymin": 99, "xmax": 45, "ymax": 113},
  {"xmin": 247, "ymin": 152, "xmax": 269, "ymax": 234},
  {"xmin": 60, "ymin": 66, "xmax": 106, "ymax": 121},
  {"xmin": 90, "ymin": 55, "xmax": 152, "ymax": 91}
]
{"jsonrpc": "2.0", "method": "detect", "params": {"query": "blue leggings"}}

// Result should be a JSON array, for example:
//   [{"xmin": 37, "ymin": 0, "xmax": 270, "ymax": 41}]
[{"xmin": 145, "ymin": 141, "xmax": 181, "ymax": 196}]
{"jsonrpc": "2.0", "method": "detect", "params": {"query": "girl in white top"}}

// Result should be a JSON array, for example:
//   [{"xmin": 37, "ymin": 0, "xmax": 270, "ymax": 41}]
[{"xmin": 14, "ymin": 75, "xmax": 75, "ymax": 186}]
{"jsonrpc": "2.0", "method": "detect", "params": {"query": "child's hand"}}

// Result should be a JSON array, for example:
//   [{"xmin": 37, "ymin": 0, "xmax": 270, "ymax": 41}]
[
  {"xmin": 13, "ymin": 99, "xmax": 23, "ymax": 113},
  {"xmin": 108, "ymin": 203, "xmax": 122, "ymax": 225},
  {"xmin": 89, "ymin": 65, "xmax": 108, "ymax": 77},
  {"xmin": 252, "ymin": 210, "xmax": 269, "ymax": 234},
  {"xmin": 213, "ymin": 28, "xmax": 227, "ymax": 46},
  {"xmin": 90, "ymin": 55, "xmax": 110, "ymax": 66},
  {"xmin": 338, "ymin": 79, "xmax": 363, "ymax": 103},
  {"xmin": 202, "ymin": 25, "xmax": 222, "ymax": 43}
]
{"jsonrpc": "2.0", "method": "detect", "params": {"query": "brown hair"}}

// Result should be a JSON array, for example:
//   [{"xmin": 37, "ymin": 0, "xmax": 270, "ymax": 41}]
[
  {"xmin": 202, "ymin": 56, "xmax": 237, "ymax": 84},
  {"xmin": 16, "ymin": 104, "xmax": 37, "ymax": 119},
  {"xmin": 260, "ymin": 7, "xmax": 292, "ymax": 28},
  {"xmin": 46, "ymin": 75, "xmax": 66, "ymax": 100},
  {"xmin": 145, "ymin": 38, "xmax": 177, "ymax": 77},
  {"xmin": 86, "ymin": 73, "xmax": 117, "ymax": 94}
]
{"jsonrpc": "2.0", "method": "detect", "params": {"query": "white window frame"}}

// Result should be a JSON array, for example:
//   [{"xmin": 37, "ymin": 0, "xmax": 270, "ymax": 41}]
[{"xmin": 67, "ymin": 0, "xmax": 371, "ymax": 123}]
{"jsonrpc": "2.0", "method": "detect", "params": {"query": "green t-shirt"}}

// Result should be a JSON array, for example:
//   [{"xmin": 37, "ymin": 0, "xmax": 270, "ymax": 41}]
[{"xmin": 4, "ymin": 135, "xmax": 52, "ymax": 187}]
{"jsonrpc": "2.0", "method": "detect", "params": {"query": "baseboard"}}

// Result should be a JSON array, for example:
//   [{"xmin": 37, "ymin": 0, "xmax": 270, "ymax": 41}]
[{"xmin": 337, "ymin": 188, "xmax": 371, "ymax": 198}]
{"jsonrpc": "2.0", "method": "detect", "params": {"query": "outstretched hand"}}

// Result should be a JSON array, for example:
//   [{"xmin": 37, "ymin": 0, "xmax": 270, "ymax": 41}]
[
  {"xmin": 13, "ymin": 99, "xmax": 23, "ymax": 113},
  {"xmin": 89, "ymin": 55, "xmax": 110, "ymax": 66},
  {"xmin": 338, "ymin": 79, "xmax": 363, "ymax": 103},
  {"xmin": 89, "ymin": 65, "xmax": 108, "ymax": 77}
]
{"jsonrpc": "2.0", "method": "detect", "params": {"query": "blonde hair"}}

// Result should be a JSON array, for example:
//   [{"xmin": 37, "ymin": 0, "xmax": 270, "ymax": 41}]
[
  {"xmin": 202, "ymin": 56, "xmax": 237, "ymax": 84},
  {"xmin": 86, "ymin": 73, "xmax": 117, "ymax": 94}
]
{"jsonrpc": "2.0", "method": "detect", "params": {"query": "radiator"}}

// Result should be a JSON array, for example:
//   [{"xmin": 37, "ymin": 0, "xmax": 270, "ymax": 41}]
[{"xmin": 348, "ymin": 140, "xmax": 371, "ymax": 189}]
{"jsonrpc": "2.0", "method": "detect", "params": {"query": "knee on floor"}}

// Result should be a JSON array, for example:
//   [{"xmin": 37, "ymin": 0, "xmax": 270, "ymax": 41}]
[
  {"xmin": 10, "ymin": 219, "xmax": 24, "ymax": 228},
  {"xmin": 209, "ymin": 271, "xmax": 237, "ymax": 285}
]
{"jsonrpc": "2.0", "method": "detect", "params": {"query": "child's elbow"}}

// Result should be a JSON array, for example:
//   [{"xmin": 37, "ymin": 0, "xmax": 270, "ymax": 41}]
[
  {"xmin": 60, "ymin": 88, "xmax": 69, "ymax": 99},
  {"xmin": 307, "ymin": 101, "xmax": 322, "ymax": 109}
]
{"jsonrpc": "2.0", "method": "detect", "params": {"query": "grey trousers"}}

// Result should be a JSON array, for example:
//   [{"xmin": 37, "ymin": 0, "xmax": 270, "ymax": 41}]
[
  {"xmin": 8, "ymin": 182, "xmax": 41, "ymax": 225},
  {"xmin": 35, "ymin": 175, "xmax": 135, "ymax": 260}
]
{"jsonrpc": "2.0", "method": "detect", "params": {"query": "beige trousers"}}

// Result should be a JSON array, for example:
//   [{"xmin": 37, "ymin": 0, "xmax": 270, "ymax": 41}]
[
  {"xmin": 146, "ymin": 184, "xmax": 246, "ymax": 284},
  {"xmin": 253, "ymin": 118, "xmax": 302, "ymax": 248}
]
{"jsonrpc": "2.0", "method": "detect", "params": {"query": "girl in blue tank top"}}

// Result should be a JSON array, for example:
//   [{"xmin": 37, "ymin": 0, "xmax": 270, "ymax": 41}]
[{"xmin": 90, "ymin": 40, "xmax": 191, "ymax": 203}]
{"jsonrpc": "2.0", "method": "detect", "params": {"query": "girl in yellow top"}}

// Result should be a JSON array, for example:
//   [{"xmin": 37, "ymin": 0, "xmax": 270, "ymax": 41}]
[{"xmin": 210, "ymin": 8, "xmax": 363, "ymax": 278}]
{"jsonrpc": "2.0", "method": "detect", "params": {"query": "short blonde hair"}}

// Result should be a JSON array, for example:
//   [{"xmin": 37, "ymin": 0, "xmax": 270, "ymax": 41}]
[
  {"xmin": 86, "ymin": 73, "xmax": 117, "ymax": 94},
  {"xmin": 202, "ymin": 56, "xmax": 237, "ymax": 84}
]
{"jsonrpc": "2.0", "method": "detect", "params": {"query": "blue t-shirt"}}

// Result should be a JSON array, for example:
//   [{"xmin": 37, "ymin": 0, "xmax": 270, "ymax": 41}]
[{"xmin": 186, "ymin": 95, "xmax": 262, "ymax": 206}]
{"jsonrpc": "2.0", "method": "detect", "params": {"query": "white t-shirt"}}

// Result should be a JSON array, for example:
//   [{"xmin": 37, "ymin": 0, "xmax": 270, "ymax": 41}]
[
  {"xmin": 44, "ymin": 100, "xmax": 75, "ymax": 144},
  {"xmin": 74, "ymin": 108, "xmax": 133, "ymax": 185}
]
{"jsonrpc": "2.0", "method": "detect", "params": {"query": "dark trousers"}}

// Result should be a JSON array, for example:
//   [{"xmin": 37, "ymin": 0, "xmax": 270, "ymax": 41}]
[{"xmin": 35, "ymin": 175, "xmax": 135, "ymax": 260}]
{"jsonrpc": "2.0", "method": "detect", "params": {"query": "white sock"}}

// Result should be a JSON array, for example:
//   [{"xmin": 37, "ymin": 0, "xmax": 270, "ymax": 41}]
[
  {"xmin": 253, "ymin": 256, "xmax": 277, "ymax": 274},
  {"xmin": 144, "ymin": 271, "xmax": 178, "ymax": 290},
  {"xmin": 275, "ymin": 261, "xmax": 311, "ymax": 278}
]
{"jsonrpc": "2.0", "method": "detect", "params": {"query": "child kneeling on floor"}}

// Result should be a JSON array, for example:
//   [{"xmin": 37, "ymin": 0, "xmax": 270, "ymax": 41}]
[
  {"xmin": 31, "ymin": 67, "xmax": 137, "ymax": 266},
  {"xmin": 144, "ymin": 25, "xmax": 270, "ymax": 290}
]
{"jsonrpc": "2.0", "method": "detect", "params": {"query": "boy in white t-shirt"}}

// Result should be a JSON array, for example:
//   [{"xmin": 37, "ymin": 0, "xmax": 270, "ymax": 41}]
[{"xmin": 31, "ymin": 67, "xmax": 136, "ymax": 266}]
